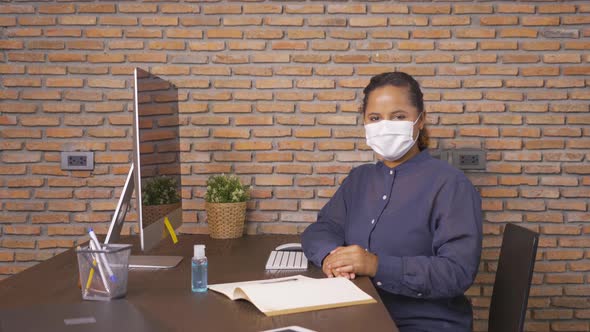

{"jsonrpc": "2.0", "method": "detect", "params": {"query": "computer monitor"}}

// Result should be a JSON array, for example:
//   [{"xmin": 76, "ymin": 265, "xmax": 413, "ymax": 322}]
[{"xmin": 105, "ymin": 68, "xmax": 183, "ymax": 269}]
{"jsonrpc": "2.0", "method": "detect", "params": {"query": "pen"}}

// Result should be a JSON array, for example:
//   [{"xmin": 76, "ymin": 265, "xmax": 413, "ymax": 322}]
[
  {"xmin": 88, "ymin": 228, "xmax": 117, "ymax": 282},
  {"xmin": 89, "ymin": 241, "xmax": 111, "ymax": 294},
  {"xmin": 258, "ymin": 277, "xmax": 300, "ymax": 285}
]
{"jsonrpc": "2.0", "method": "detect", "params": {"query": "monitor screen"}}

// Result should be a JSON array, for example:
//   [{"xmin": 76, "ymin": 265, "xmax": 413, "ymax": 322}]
[{"xmin": 133, "ymin": 68, "xmax": 183, "ymax": 251}]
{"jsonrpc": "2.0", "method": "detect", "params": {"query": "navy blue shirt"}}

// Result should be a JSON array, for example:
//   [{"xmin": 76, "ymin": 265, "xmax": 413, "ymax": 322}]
[{"xmin": 301, "ymin": 150, "xmax": 482, "ymax": 332}]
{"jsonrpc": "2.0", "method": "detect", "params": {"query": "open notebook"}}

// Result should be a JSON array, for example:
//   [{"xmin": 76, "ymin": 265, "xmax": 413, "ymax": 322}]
[{"xmin": 208, "ymin": 275, "xmax": 376, "ymax": 316}]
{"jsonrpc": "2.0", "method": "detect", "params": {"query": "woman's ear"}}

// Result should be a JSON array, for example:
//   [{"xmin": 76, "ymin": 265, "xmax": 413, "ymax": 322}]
[{"xmin": 419, "ymin": 111, "xmax": 426, "ymax": 130}]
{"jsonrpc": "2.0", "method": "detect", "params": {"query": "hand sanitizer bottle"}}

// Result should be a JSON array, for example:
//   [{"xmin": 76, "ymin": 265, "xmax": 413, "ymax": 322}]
[{"xmin": 192, "ymin": 245, "xmax": 208, "ymax": 293}]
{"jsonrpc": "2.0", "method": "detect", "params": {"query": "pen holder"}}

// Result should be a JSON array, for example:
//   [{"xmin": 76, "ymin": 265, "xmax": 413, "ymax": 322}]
[{"xmin": 76, "ymin": 244, "xmax": 132, "ymax": 301}]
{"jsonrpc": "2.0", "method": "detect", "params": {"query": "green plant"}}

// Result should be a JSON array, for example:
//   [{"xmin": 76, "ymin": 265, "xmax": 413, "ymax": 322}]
[
  {"xmin": 142, "ymin": 176, "xmax": 181, "ymax": 206},
  {"xmin": 205, "ymin": 174, "xmax": 250, "ymax": 203}
]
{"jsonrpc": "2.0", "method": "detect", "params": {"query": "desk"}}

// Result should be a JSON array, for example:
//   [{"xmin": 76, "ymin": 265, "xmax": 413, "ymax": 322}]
[{"xmin": 0, "ymin": 235, "xmax": 398, "ymax": 332}]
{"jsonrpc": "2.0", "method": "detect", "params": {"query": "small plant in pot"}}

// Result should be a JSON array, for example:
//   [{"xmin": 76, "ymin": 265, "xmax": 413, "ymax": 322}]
[
  {"xmin": 141, "ymin": 176, "xmax": 181, "ymax": 227},
  {"xmin": 204, "ymin": 174, "xmax": 250, "ymax": 239}
]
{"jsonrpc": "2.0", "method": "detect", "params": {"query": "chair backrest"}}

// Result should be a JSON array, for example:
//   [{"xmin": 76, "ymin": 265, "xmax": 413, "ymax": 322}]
[{"xmin": 488, "ymin": 223, "xmax": 539, "ymax": 332}]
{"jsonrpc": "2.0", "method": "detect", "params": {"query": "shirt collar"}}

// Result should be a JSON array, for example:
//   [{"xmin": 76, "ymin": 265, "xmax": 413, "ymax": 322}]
[{"xmin": 377, "ymin": 149, "xmax": 432, "ymax": 173}]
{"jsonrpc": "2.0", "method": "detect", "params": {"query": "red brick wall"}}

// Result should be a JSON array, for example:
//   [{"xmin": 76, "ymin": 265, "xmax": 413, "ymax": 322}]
[{"xmin": 1, "ymin": 1, "xmax": 589, "ymax": 330}]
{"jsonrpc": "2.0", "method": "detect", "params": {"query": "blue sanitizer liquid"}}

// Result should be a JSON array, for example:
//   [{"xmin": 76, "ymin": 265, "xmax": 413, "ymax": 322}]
[{"xmin": 192, "ymin": 257, "xmax": 208, "ymax": 293}]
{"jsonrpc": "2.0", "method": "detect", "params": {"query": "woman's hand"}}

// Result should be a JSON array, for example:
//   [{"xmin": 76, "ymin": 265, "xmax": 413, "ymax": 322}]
[
  {"xmin": 322, "ymin": 247, "xmax": 356, "ymax": 279},
  {"xmin": 322, "ymin": 245, "xmax": 379, "ymax": 278}
]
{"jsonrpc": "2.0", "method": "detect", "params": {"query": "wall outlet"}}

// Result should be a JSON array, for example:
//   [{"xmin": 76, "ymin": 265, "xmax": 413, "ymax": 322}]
[
  {"xmin": 452, "ymin": 150, "xmax": 486, "ymax": 170},
  {"xmin": 61, "ymin": 152, "xmax": 94, "ymax": 171}
]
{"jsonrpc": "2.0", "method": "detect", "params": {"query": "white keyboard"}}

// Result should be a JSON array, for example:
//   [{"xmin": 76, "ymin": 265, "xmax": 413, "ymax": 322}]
[{"xmin": 265, "ymin": 251, "xmax": 308, "ymax": 270}]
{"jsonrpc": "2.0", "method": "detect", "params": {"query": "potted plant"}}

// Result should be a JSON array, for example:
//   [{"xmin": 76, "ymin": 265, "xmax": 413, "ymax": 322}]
[
  {"xmin": 141, "ymin": 176, "xmax": 181, "ymax": 226},
  {"xmin": 204, "ymin": 174, "xmax": 250, "ymax": 239}
]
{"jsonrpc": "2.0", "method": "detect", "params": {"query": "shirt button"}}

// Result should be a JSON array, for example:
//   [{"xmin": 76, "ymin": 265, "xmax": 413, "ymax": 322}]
[
  {"xmin": 389, "ymin": 170, "xmax": 393, "ymax": 175},
  {"xmin": 376, "ymin": 281, "xmax": 382, "ymax": 286},
  {"xmin": 417, "ymin": 293, "xmax": 423, "ymax": 297},
  {"xmin": 371, "ymin": 219, "xmax": 375, "ymax": 224},
  {"xmin": 382, "ymin": 195, "xmax": 387, "ymax": 200}
]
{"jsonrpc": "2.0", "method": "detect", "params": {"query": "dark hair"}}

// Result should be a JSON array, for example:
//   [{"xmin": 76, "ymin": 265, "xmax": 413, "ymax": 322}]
[{"xmin": 360, "ymin": 72, "xmax": 429, "ymax": 151}]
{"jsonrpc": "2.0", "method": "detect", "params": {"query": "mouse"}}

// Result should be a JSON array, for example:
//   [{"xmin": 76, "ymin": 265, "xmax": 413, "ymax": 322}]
[{"xmin": 275, "ymin": 243, "xmax": 303, "ymax": 252}]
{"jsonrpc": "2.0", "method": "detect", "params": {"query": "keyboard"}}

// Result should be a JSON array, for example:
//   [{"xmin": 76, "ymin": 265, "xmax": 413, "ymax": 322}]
[{"xmin": 265, "ymin": 251, "xmax": 308, "ymax": 270}]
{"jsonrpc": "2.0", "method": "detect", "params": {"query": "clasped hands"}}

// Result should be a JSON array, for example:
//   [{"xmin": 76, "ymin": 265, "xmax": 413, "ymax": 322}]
[{"xmin": 322, "ymin": 245, "xmax": 379, "ymax": 280}]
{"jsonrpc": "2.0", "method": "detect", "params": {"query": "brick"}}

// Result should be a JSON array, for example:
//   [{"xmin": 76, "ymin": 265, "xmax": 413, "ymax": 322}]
[
  {"xmin": 28, "ymin": 40, "xmax": 64, "ymax": 50},
  {"xmin": 525, "ymin": 140, "xmax": 565, "ymax": 150},
  {"xmin": 255, "ymin": 176, "xmax": 293, "ymax": 186},
  {"xmin": 522, "ymin": 17, "xmax": 560, "ymax": 26},
  {"xmin": 100, "ymin": 17, "xmax": 138, "ymax": 26},
  {"xmin": 160, "ymin": 4, "xmax": 199, "ymax": 14},
  {"xmin": 506, "ymin": 79, "xmax": 544, "ymax": 88},
  {"xmin": 367, "ymin": 4, "xmax": 407, "ymax": 13},
  {"xmin": 1, "ymin": 239, "xmax": 35, "ymax": 249},
  {"xmin": 212, "ymin": 128, "xmax": 249, "ymax": 139},
  {"xmin": 500, "ymin": 29, "xmax": 538, "ymax": 38},
  {"xmin": 213, "ymin": 80, "xmax": 251, "ymax": 89},
  {"xmin": 3, "ymin": 226, "xmax": 41, "ymax": 236},
  {"xmin": 412, "ymin": 4, "xmax": 450, "ymax": 14},
  {"xmin": 255, "ymin": 152, "xmax": 293, "ymax": 162},
  {"xmin": 465, "ymin": 79, "xmax": 503, "ymax": 88},
  {"xmin": 308, "ymin": 17, "xmax": 348, "ymax": 27},
  {"xmin": 66, "ymin": 41, "xmax": 103, "ymax": 50},
  {"xmin": 294, "ymin": 128, "xmax": 331, "ymax": 138},
  {"xmin": 506, "ymin": 200, "xmax": 546, "ymax": 211},
  {"xmin": 454, "ymin": 4, "xmax": 493, "ymax": 14},
  {"xmin": 286, "ymin": 4, "xmax": 324, "ymax": 14},
  {"xmin": 485, "ymin": 139, "xmax": 522, "ymax": 150},
  {"xmin": 208, "ymin": 28, "xmax": 244, "ymax": 39},
  {"xmin": 480, "ymin": 41, "xmax": 518, "ymax": 51},
  {"xmin": 522, "ymin": 41, "xmax": 561, "ymax": 51},
  {"xmin": 456, "ymin": 29, "xmax": 495, "ymax": 39},
  {"xmin": 167, "ymin": 30, "xmax": 203, "ymax": 39},
  {"xmin": 126, "ymin": 29, "xmax": 162, "ymax": 39},
  {"xmin": 443, "ymin": 91, "xmax": 483, "ymax": 101},
  {"xmin": 277, "ymin": 141, "xmax": 315, "ymax": 151},
  {"xmin": 524, "ymin": 165, "xmax": 561, "ymax": 174},
  {"xmin": 3, "ymin": 78, "xmax": 41, "ymax": 87},
  {"xmin": 141, "ymin": 17, "xmax": 178, "ymax": 26},
  {"xmin": 79, "ymin": 4, "xmax": 115, "ymax": 13},
  {"xmin": 18, "ymin": 16, "xmax": 55, "ymax": 26},
  {"xmin": 522, "ymin": 188, "xmax": 560, "ymax": 199},
  {"xmin": 47, "ymin": 226, "xmax": 86, "ymax": 236},
  {"xmin": 563, "ymin": 16, "xmax": 590, "ymax": 25},
  {"xmin": 480, "ymin": 16, "xmax": 518, "ymax": 26},
  {"xmin": 397, "ymin": 41, "xmax": 434, "ymax": 51},
  {"xmin": 45, "ymin": 28, "xmax": 80, "ymax": 37},
  {"xmin": 527, "ymin": 67, "xmax": 563, "ymax": 77},
  {"xmin": 275, "ymin": 165, "xmax": 312, "ymax": 174},
  {"xmin": 432, "ymin": 16, "xmax": 470, "ymax": 26},
  {"xmin": 118, "ymin": 4, "xmax": 156, "ymax": 13},
  {"xmin": 0, "ymin": 214, "xmax": 27, "ymax": 223},
  {"xmin": 59, "ymin": 16, "xmax": 96, "ymax": 25},
  {"xmin": 0, "ymin": 5, "xmax": 35, "ymax": 14},
  {"xmin": 0, "ymin": 252, "xmax": 14, "ymax": 262}
]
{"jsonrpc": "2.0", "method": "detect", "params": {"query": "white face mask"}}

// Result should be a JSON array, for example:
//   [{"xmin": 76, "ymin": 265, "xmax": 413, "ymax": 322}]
[{"xmin": 364, "ymin": 113, "xmax": 422, "ymax": 161}]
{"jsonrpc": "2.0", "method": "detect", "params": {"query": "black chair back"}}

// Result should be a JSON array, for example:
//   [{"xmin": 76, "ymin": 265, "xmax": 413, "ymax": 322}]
[{"xmin": 488, "ymin": 223, "xmax": 539, "ymax": 332}]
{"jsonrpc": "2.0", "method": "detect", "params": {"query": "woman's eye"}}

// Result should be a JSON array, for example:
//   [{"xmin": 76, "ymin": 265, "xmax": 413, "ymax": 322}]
[
  {"xmin": 394, "ymin": 115, "xmax": 406, "ymax": 120},
  {"xmin": 369, "ymin": 116, "xmax": 380, "ymax": 121}
]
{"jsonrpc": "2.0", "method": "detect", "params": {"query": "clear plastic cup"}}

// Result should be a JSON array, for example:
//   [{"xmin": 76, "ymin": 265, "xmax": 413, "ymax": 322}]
[{"xmin": 76, "ymin": 244, "xmax": 132, "ymax": 301}]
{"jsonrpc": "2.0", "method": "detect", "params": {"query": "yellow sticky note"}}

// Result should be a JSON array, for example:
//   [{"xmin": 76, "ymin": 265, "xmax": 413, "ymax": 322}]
[{"xmin": 164, "ymin": 216, "xmax": 178, "ymax": 244}]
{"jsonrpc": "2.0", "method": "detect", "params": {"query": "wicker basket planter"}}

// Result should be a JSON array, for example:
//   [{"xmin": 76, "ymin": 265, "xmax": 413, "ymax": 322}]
[{"xmin": 205, "ymin": 201, "xmax": 247, "ymax": 239}]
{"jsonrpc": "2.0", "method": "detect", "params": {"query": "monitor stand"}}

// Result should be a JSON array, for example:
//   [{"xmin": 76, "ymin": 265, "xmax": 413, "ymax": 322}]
[{"xmin": 105, "ymin": 163, "xmax": 184, "ymax": 270}]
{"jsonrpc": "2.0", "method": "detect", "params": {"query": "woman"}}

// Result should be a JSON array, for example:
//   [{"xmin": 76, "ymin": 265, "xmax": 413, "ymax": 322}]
[{"xmin": 301, "ymin": 72, "xmax": 482, "ymax": 332}]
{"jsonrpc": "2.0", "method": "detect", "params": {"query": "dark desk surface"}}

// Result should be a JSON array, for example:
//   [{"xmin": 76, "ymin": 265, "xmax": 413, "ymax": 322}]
[{"xmin": 0, "ymin": 235, "xmax": 397, "ymax": 332}]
